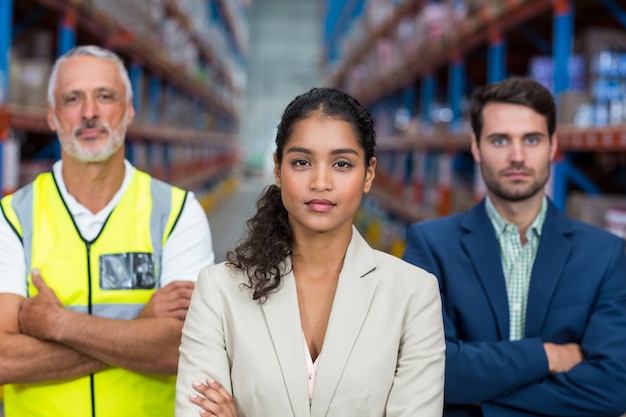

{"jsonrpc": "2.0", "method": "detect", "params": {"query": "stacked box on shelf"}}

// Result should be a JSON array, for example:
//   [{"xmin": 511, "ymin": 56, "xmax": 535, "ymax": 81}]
[
  {"xmin": 388, "ymin": 150, "xmax": 406, "ymax": 197},
  {"xmin": 395, "ymin": 15, "xmax": 418, "ymax": 58},
  {"xmin": 9, "ymin": 57, "xmax": 51, "ymax": 108},
  {"xmin": 9, "ymin": 30, "xmax": 54, "ymax": 109},
  {"xmin": 19, "ymin": 160, "xmax": 54, "ymax": 186},
  {"xmin": 178, "ymin": 96, "xmax": 195, "ymax": 128},
  {"xmin": 409, "ymin": 151, "xmax": 426, "ymax": 207},
  {"xmin": 92, "ymin": 0, "xmax": 162, "ymax": 44},
  {"xmin": 340, "ymin": 0, "xmax": 394, "ymax": 93},
  {"xmin": 230, "ymin": 0, "xmax": 250, "ymax": 50},
  {"xmin": 163, "ymin": 86, "xmax": 185, "ymax": 127},
  {"xmin": 528, "ymin": 54, "xmax": 589, "ymax": 126},
  {"xmin": 528, "ymin": 55, "xmax": 586, "ymax": 93},
  {"xmin": 8, "ymin": 31, "xmax": 53, "ymax": 191},
  {"xmin": 193, "ymin": 145, "xmax": 206, "ymax": 174},
  {"xmin": 338, "ymin": 0, "xmax": 375, "ymax": 65},
  {"xmin": 417, "ymin": 1, "xmax": 457, "ymax": 40},
  {"xmin": 177, "ymin": 0, "xmax": 212, "ymax": 38},
  {"xmin": 421, "ymin": 152, "xmax": 440, "ymax": 220},
  {"xmin": 149, "ymin": 142, "xmax": 165, "ymax": 180},
  {"xmin": 422, "ymin": 152, "xmax": 475, "ymax": 217},
  {"xmin": 159, "ymin": 14, "xmax": 201, "ymax": 76},
  {"xmin": 567, "ymin": 191, "xmax": 626, "ymax": 237},
  {"xmin": 1, "ymin": 0, "xmax": 242, "ymax": 197},
  {"xmin": 343, "ymin": 0, "xmax": 467, "ymax": 97},
  {"xmin": 460, "ymin": 0, "xmax": 505, "ymax": 14},
  {"xmin": 605, "ymin": 206, "xmax": 626, "ymax": 239},
  {"xmin": 363, "ymin": 0, "xmax": 395, "ymax": 30},
  {"xmin": 357, "ymin": 196, "xmax": 407, "ymax": 258},
  {"xmin": 131, "ymin": 141, "xmax": 149, "ymax": 173},
  {"xmin": 576, "ymin": 28, "xmax": 626, "ymax": 127},
  {"xmin": 183, "ymin": 145, "xmax": 194, "ymax": 178},
  {"xmin": 168, "ymin": 143, "xmax": 178, "ymax": 181},
  {"xmin": 2, "ymin": 137, "xmax": 20, "ymax": 195},
  {"xmin": 170, "ymin": 143, "xmax": 187, "ymax": 182},
  {"xmin": 377, "ymin": 37, "xmax": 401, "ymax": 80}
]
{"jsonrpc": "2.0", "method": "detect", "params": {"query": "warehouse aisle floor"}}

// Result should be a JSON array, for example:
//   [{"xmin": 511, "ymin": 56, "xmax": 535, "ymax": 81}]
[{"xmin": 206, "ymin": 172, "xmax": 274, "ymax": 263}]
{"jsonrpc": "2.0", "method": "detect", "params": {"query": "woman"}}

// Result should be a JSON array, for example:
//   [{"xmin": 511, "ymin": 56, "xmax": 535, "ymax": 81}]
[{"xmin": 175, "ymin": 88, "xmax": 445, "ymax": 417}]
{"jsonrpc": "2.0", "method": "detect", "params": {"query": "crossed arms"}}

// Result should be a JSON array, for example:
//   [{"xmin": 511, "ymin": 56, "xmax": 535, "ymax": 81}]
[
  {"xmin": 0, "ymin": 271, "xmax": 195, "ymax": 384},
  {"xmin": 403, "ymin": 223, "xmax": 626, "ymax": 416}
]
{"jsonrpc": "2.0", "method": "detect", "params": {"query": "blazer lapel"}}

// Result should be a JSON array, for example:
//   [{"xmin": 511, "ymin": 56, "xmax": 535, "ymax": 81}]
[
  {"xmin": 261, "ymin": 266, "xmax": 310, "ymax": 417},
  {"xmin": 460, "ymin": 201, "xmax": 510, "ymax": 340},
  {"xmin": 524, "ymin": 203, "xmax": 572, "ymax": 337},
  {"xmin": 311, "ymin": 227, "xmax": 379, "ymax": 417}
]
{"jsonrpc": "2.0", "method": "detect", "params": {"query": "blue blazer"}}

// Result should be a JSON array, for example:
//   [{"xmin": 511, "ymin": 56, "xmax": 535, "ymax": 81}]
[{"xmin": 403, "ymin": 199, "xmax": 626, "ymax": 417}]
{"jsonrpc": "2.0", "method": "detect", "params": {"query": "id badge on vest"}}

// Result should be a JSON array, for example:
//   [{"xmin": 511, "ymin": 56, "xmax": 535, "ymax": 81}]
[{"xmin": 100, "ymin": 253, "xmax": 156, "ymax": 289}]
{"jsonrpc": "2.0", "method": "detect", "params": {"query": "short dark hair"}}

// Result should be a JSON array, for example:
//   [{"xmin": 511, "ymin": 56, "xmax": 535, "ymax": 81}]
[{"xmin": 470, "ymin": 77, "xmax": 556, "ymax": 142}]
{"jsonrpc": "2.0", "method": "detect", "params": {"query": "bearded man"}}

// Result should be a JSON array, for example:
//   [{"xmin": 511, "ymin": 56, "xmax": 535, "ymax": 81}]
[
  {"xmin": 0, "ymin": 45, "xmax": 215, "ymax": 417},
  {"xmin": 403, "ymin": 77, "xmax": 626, "ymax": 417}
]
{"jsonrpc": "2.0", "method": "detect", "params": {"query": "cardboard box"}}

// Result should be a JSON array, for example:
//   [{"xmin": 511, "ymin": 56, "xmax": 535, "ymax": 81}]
[
  {"xmin": 567, "ymin": 191, "xmax": 626, "ymax": 231},
  {"xmin": 10, "ymin": 57, "xmax": 52, "ymax": 108},
  {"xmin": 559, "ymin": 91, "xmax": 591, "ymax": 126}
]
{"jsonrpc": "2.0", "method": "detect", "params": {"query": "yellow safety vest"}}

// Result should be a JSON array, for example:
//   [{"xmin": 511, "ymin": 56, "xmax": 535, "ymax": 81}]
[{"xmin": 0, "ymin": 169, "xmax": 187, "ymax": 417}]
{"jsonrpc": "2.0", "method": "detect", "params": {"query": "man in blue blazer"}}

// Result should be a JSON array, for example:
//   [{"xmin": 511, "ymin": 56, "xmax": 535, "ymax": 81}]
[{"xmin": 403, "ymin": 77, "xmax": 626, "ymax": 417}]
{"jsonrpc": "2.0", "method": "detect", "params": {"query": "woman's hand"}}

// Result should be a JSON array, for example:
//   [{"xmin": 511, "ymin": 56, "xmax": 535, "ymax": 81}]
[{"xmin": 190, "ymin": 378, "xmax": 238, "ymax": 417}]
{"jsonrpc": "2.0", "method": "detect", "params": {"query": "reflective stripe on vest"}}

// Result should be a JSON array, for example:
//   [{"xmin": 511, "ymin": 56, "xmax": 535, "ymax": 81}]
[
  {"xmin": 1, "ymin": 169, "xmax": 187, "ymax": 417},
  {"xmin": 7, "ymin": 174, "xmax": 183, "ymax": 285}
]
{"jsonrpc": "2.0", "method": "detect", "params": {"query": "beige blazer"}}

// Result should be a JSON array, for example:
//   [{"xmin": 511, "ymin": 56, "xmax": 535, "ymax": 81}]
[{"xmin": 175, "ymin": 227, "xmax": 445, "ymax": 417}]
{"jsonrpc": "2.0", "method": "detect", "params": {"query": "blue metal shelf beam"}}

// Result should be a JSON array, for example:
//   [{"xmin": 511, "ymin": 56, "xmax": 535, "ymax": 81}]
[
  {"xmin": 0, "ymin": 0, "xmax": 13, "ymax": 104},
  {"xmin": 129, "ymin": 61, "xmax": 143, "ymax": 117},
  {"xmin": 127, "ymin": 60, "xmax": 143, "ymax": 166},
  {"xmin": 211, "ymin": 0, "xmax": 241, "ymax": 57},
  {"xmin": 323, "ymin": 0, "xmax": 365, "ymax": 63},
  {"xmin": 402, "ymin": 85, "xmax": 416, "ymax": 117},
  {"xmin": 553, "ymin": 157, "xmax": 601, "ymax": 211},
  {"xmin": 194, "ymin": 99, "xmax": 202, "ymax": 130},
  {"xmin": 420, "ymin": 73, "xmax": 436, "ymax": 127},
  {"xmin": 552, "ymin": 0, "xmax": 575, "ymax": 210},
  {"xmin": 0, "ymin": 0, "xmax": 13, "ymax": 194},
  {"xmin": 57, "ymin": 10, "xmax": 76, "ymax": 56},
  {"xmin": 45, "ymin": 8, "xmax": 79, "ymax": 162},
  {"xmin": 404, "ymin": 150, "xmax": 414, "ymax": 187},
  {"xmin": 448, "ymin": 56, "xmax": 465, "ymax": 133},
  {"xmin": 553, "ymin": 0, "xmax": 573, "ymax": 97},
  {"xmin": 519, "ymin": 24, "xmax": 551, "ymax": 55},
  {"xmin": 148, "ymin": 75, "xmax": 162, "ymax": 126},
  {"xmin": 487, "ymin": 31, "xmax": 506, "ymax": 84},
  {"xmin": 12, "ymin": 6, "xmax": 46, "ymax": 41},
  {"xmin": 597, "ymin": 0, "xmax": 626, "ymax": 29}
]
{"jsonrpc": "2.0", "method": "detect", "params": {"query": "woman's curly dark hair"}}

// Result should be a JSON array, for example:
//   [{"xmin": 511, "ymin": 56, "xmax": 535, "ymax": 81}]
[{"xmin": 226, "ymin": 87, "xmax": 376, "ymax": 302}]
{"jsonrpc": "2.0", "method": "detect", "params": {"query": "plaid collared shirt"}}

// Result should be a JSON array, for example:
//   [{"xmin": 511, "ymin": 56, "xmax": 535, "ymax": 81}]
[{"xmin": 485, "ymin": 196, "xmax": 547, "ymax": 341}]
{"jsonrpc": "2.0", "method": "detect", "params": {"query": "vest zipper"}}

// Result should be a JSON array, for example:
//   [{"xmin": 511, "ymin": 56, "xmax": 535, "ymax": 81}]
[
  {"xmin": 86, "ymin": 242, "xmax": 93, "ymax": 315},
  {"xmin": 86, "ymin": 241, "xmax": 96, "ymax": 417}
]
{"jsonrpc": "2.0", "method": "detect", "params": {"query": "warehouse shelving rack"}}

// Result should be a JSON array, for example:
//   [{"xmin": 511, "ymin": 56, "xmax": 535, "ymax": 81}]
[
  {"xmin": 325, "ymin": 0, "xmax": 626, "ymax": 242},
  {"xmin": 0, "ymin": 0, "xmax": 248, "ymax": 197},
  {"xmin": 0, "ymin": 0, "xmax": 248, "ymax": 406}
]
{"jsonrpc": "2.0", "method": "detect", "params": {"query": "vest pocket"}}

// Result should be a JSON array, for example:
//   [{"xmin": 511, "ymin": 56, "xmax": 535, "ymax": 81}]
[{"xmin": 100, "ymin": 252, "xmax": 156, "ymax": 289}]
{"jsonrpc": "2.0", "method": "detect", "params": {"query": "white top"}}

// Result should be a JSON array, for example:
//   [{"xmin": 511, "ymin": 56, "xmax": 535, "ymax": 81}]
[
  {"xmin": 0, "ymin": 160, "xmax": 215, "ymax": 296},
  {"xmin": 303, "ymin": 332, "xmax": 320, "ymax": 403}
]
